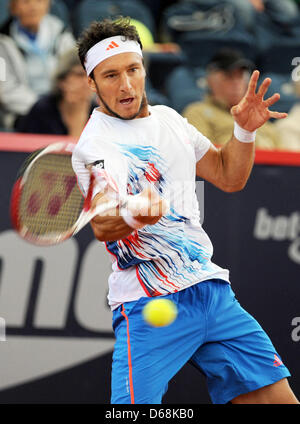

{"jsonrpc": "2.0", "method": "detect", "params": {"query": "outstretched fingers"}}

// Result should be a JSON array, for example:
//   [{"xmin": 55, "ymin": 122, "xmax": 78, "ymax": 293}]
[
  {"xmin": 257, "ymin": 77, "xmax": 272, "ymax": 99},
  {"xmin": 269, "ymin": 110, "xmax": 288, "ymax": 120},
  {"xmin": 245, "ymin": 69, "xmax": 260, "ymax": 98},
  {"xmin": 264, "ymin": 92, "xmax": 280, "ymax": 108},
  {"xmin": 265, "ymin": 93, "xmax": 288, "ymax": 119}
]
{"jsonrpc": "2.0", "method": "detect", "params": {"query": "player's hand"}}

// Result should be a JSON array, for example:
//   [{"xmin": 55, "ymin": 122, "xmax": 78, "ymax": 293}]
[
  {"xmin": 129, "ymin": 187, "xmax": 169, "ymax": 226},
  {"xmin": 230, "ymin": 70, "xmax": 287, "ymax": 132}
]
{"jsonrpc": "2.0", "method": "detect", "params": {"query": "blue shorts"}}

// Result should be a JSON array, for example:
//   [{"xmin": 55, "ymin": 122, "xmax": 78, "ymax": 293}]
[{"xmin": 111, "ymin": 279, "xmax": 290, "ymax": 404}]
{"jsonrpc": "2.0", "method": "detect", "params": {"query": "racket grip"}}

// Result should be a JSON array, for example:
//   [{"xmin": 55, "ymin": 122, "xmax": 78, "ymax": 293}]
[
  {"xmin": 73, "ymin": 200, "xmax": 119, "ymax": 235},
  {"xmin": 119, "ymin": 196, "xmax": 146, "ymax": 229}
]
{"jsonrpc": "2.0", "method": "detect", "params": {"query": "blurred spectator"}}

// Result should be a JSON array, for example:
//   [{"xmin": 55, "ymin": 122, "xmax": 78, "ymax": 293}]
[
  {"xmin": 182, "ymin": 48, "xmax": 283, "ymax": 150},
  {"xmin": 274, "ymin": 81, "xmax": 300, "ymax": 152},
  {"xmin": 199, "ymin": 0, "xmax": 299, "ymax": 32},
  {"xmin": 230, "ymin": 0, "xmax": 299, "ymax": 30},
  {"xmin": 0, "ymin": 0, "xmax": 75, "ymax": 129},
  {"xmin": 16, "ymin": 48, "xmax": 95, "ymax": 138}
]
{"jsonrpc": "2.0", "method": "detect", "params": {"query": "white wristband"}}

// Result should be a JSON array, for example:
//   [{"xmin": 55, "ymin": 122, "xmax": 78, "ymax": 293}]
[
  {"xmin": 234, "ymin": 122, "xmax": 256, "ymax": 143},
  {"xmin": 120, "ymin": 196, "xmax": 149, "ymax": 230}
]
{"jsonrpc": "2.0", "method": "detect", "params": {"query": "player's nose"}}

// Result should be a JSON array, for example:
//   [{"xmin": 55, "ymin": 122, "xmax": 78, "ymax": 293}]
[{"xmin": 119, "ymin": 72, "xmax": 132, "ymax": 92}]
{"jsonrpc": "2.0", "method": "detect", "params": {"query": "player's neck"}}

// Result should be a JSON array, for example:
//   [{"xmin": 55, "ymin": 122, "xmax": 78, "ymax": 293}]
[{"xmin": 137, "ymin": 101, "xmax": 150, "ymax": 118}]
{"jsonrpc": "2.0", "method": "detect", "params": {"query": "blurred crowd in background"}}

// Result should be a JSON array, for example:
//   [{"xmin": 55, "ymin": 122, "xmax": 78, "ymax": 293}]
[{"xmin": 1, "ymin": 0, "xmax": 300, "ymax": 151}]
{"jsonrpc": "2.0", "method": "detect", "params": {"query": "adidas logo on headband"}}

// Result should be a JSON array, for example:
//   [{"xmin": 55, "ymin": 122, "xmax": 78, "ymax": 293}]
[{"xmin": 106, "ymin": 41, "xmax": 120, "ymax": 51}]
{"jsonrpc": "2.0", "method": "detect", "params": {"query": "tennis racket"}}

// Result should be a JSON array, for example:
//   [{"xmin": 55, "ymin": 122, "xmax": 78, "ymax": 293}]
[{"xmin": 10, "ymin": 141, "xmax": 122, "ymax": 246}]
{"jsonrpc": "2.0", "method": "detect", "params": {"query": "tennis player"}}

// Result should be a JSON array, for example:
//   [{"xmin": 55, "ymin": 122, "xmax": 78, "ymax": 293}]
[{"xmin": 72, "ymin": 17, "xmax": 299, "ymax": 404}]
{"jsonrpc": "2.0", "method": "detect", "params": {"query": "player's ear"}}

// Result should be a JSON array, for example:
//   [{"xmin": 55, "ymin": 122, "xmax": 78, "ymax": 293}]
[{"xmin": 88, "ymin": 76, "xmax": 97, "ymax": 93}]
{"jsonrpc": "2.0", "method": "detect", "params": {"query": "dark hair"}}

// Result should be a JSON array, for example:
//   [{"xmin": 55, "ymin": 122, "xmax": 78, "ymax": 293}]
[{"xmin": 77, "ymin": 16, "xmax": 143, "ymax": 76}]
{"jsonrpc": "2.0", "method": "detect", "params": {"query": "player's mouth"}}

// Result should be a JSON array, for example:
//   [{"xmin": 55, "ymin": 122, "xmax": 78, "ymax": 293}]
[{"xmin": 119, "ymin": 97, "xmax": 135, "ymax": 106}]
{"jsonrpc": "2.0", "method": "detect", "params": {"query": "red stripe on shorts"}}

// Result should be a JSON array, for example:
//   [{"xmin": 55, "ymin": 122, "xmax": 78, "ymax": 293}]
[{"xmin": 120, "ymin": 305, "xmax": 135, "ymax": 404}]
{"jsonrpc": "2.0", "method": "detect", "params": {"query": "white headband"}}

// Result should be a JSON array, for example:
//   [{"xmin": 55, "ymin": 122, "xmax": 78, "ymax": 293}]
[{"xmin": 84, "ymin": 35, "xmax": 143, "ymax": 76}]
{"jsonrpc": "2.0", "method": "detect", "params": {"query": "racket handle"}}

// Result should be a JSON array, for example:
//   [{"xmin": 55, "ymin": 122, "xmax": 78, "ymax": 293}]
[
  {"xmin": 73, "ymin": 195, "xmax": 170, "ymax": 235},
  {"xmin": 72, "ymin": 200, "xmax": 119, "ymax": 235},
  {"xmin": 120, "ymin": 197, "xmax": 148, "ymax": 229}
]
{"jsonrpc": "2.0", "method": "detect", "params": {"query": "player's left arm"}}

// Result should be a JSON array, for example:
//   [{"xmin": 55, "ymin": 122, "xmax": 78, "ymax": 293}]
[{"xmin": 196, "ymin": 70, "xmax": 287, "ymax": 192}]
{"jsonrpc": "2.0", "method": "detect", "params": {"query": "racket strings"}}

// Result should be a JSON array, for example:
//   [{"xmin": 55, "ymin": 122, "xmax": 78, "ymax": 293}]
[{"xmin": 19, "ymin": 154, "xmax": 84, "ymax": 236}]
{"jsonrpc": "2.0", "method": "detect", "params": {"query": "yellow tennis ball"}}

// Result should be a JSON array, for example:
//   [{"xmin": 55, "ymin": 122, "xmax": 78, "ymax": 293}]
[{"xmin": 142, "ymin": 298, "xmax": 177, "ymax": 327}]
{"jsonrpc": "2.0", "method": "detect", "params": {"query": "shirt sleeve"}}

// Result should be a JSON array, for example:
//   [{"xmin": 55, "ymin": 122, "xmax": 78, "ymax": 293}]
[{"xmin": 183, "ymin": 117, "xmax": 212, "ymax": 162}]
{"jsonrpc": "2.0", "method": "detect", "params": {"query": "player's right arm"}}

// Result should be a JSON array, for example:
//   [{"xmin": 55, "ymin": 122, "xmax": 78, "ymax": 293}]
[{"xmin": 90, "ymin": 187, "xmax": 165, "ymax": 242}]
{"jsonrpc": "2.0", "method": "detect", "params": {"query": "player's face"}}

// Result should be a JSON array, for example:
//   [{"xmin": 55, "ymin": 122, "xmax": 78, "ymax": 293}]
[
  {"xmin": 208, "ymin": 68, "xmax": 249, "ymax": 108},
  {"xmin": 88, "ymin": 52, "xmax": 148, "ymax": 120},
  {"xmin": 11, "ymin": 0, "xmax": 50, "ymax": 32}
]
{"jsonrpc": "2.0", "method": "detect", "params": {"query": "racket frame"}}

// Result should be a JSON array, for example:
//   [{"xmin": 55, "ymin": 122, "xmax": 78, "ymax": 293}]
[{"xmin": 10, "ymin": 142, "xmax": 119, "ymax": 246}]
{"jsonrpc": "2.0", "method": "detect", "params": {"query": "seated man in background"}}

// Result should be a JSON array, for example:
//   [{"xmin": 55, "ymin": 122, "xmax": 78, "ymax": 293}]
[
  {"xmin": 274, "ymin": 80, "xmax": 300, "ymax": 152},
  {"xmin": 200, "ymin": 0, "xmax": 299, "ymax": 33},
  {"xmin": 183, "ymin": 48, "xmax": 283, "ymax": 150},
  {"xmin": 16, "ymin": 47, "xmax": 96, "ymax": 138},
  {"xmin": 0, "ymin": 0, "xmax": 75, "ymax": 129}
]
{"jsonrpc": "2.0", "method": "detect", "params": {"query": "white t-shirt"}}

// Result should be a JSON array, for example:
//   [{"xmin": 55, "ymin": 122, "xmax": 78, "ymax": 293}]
[{"xmin": 72, "ymin": 105, "xmax": 230, "ymax": 310}]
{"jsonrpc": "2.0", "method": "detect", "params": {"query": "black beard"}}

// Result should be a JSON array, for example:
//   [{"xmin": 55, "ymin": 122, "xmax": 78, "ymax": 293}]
[{"xmin": 95, "ymin": 86, "xmax": 148, "ymax": 120}]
